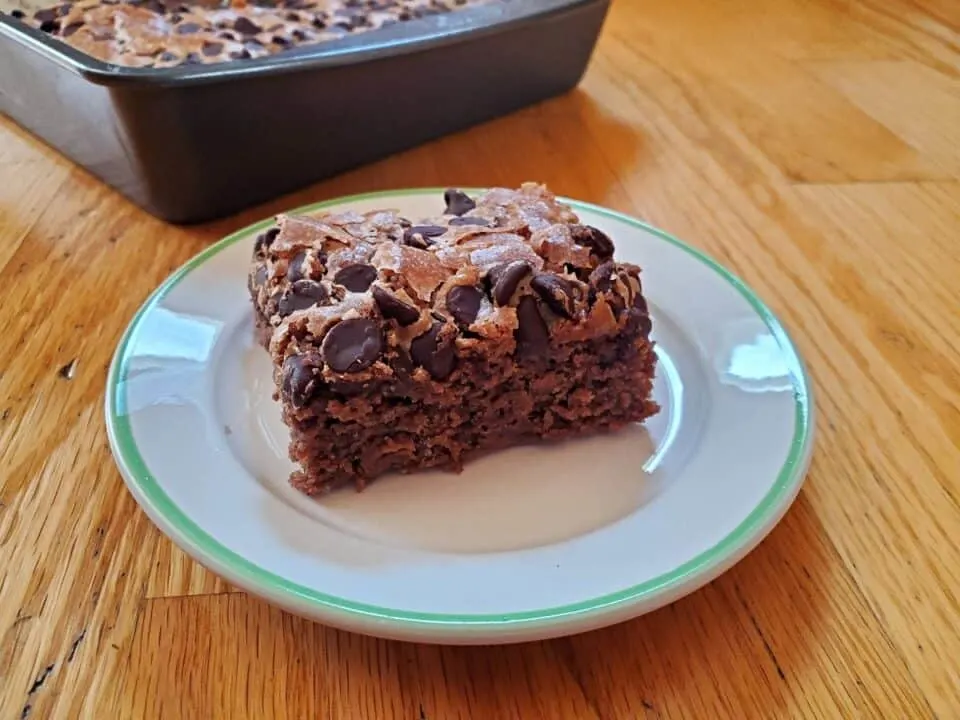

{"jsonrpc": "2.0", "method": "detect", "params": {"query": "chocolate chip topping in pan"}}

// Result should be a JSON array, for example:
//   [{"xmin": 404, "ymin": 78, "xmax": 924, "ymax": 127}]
[
  {"xmin": 202, "ymin": 40, "xmax": 224, "ymax": 56},
  {"xmin": 233, "ymin": 17, "xmax": 261, "ymax": 35},
  {"xmin": 20, "ymin": 0, "xmax": 495, "ymax": 69}
]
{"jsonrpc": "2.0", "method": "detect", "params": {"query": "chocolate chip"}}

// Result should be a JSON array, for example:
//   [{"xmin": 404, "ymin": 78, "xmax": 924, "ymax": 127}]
[
  {"xmin": 59, "ymin": 358, "xmax": 77, "ymax": 380},
  {"xmin": 282, "ymin": 353, "xmax": 323, "ymax": 409},
  {"xmin": 159, "ymin": 51, "xmax": 178, "ymax": 62},
  {"xmin": 34, "ymin": 8, "xmax": 58, "ymax": 22},
  {"xmin": 333, "ymin": 263, "xmax": 377, "ymax": 292},
  {"xmin": 385, "ymin": 345, "xmax": 416, "ymax": 398},
  {"xmin": 254, "ymin": 226, "xmax": 279, "ymax": 255},
  {"xmin": 639, "ymin": 316, "xmax": 653, "ymax": 335},
  {"xmin": 588, "ymin": 261, "xmax": 616, "ymax": 293},
  {"xmin": 531, "ymin": 273, "xmax": 575, "ymax": 318},
  {"xmin": 249, "ymin": 264, "xmax": 268, "ymax": 293},
  {"xmin": 218, "ymin": 30, "xmax": 236, "ymax": 40},
  {"xmin": 443, "ymin": 189, "xmax": 476, "ymax": 216},
  {"xmin": 10, "ymin": 9, "xmax": 25, "ymax": 18},
  {"xmin": 287, "ymin": 251, "xmax": 308, "ymax": 282},
  {"xmin": 285, "ymin": 11, "xmax": 299, "ymax": 20},
  {"xmin": 176, "ymin": 22, "xmax": 201, "ymax": 34},
  {"xmin": 392, "ymin": 345, "xmax": 414, "ymax": 373},
  {"xmin": 446, "ymin": 286, "xmax": 482, "ymax": 326},
  {"xmin": 321, "ymin": 318, "xmax": 382, "ymax": 373},
  {"xmin": 516, "ymin": 296, "xmax": 550, "ymax": 357},
  {"xmin": 411, "ymin": 321, "xmax": 455, "ymax": 380},
  {"xmin": 589, "ymin": 261, "xmax": 630, "ymax": 314},
  {"xmin": 292, "ymin": 28, "xmax": 308, "ymax": 41},
  {"xmin": 230, "ymin": 49, "xmax": 252, "ymax": 60},
  {"xmin": 233, "ymin": 17, "xmax": 261, "ymax": 34},
  {"xmin": 449, "ymin": 216, "xmax": 490, "ymax": 227},
  {"xmin": 311, "ymin": 17, "xmax": 326, "ymax": 29},
  {"xmin": 182, "ymin": 52, "xmax": 203, "ymax": 65},
  {"xmin": 571, "ymin": 224, "xmax": 615, "ymax": 260},
  {"xmin": 634, "ymin": 309, "xmax": 653, "ymax": 336},
  {"xmin": 201, "ymin": 41, "xmax": 223, "ymax": 57},
  {"xmin": 401, "ymin": 234, "xmax": 429, "ymax": 250},
  {"xmin": 372, "ymin": 286, "xmax": 420, "ymax": 326},
  {"xmin": 402, "ymin": 224, "xmax": 446, "ymax": 249},
  {"xmin": 61, "ymin": 21, "xmax": 83, "ymax": 36},
  {"xmin": 488, "ymin": 261, "xmax": 531, "ymax": 306},
  {"xmin": 38, "ymin": 19, "xmax": 60, "ymax": 32},
  {"xmin": 633, "ymin": 293, "xmax": 648, "ymax": 314},
  {"xmin": 272, "ymin": 35, "xmax": 290, "ymax": 46},
  {"xmin": 277, "ymin": 280, "xmax": 328, "ymax": 316}
]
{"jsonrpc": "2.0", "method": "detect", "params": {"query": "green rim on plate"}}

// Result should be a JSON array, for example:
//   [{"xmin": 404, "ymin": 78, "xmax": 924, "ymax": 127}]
[{"xmin": 106, "ymin": 189, "xmax": 814, "ymax": 629}]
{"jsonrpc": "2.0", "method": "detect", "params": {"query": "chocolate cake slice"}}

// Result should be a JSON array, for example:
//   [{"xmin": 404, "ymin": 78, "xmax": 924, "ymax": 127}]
[{"xmin": 248, "ymin": 183, "xmax": 659, "ymax": 494}]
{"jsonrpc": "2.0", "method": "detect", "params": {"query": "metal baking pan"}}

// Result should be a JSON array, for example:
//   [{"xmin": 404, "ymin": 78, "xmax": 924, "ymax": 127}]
[{"xmin": 0, "ymin": 0, "xmax": 609, "ymax": 223}]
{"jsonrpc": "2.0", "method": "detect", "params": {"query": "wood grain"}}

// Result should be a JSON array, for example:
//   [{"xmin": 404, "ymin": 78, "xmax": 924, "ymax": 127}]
[{"xmin": 1, "ymin": 0, "xmax": 958, "ymax": 716}]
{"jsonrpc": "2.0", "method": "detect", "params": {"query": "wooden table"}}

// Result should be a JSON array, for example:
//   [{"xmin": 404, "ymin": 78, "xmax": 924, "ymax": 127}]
[{"xmin": 2, "ymin": 0, "xmax": 958, "ymax": 717}]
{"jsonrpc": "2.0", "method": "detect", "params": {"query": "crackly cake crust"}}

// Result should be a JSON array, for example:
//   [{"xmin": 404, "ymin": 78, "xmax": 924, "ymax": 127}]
[
  {"xmin": 249, "ymin": 183, "xmax": 659, "ymax": 493},
  {"xmin": 6, "ymin": 0, "xmax": 495, "ymax": 68}
]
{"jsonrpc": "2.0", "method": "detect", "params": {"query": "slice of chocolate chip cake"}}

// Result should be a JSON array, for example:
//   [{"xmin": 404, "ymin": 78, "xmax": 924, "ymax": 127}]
[{"xmin": 248, "ymin": 183, "xmax": 659, "ymax": 494}]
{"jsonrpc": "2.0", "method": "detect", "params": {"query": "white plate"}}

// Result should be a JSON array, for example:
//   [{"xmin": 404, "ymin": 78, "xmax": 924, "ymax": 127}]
[{"xmin": 106, "ymin": 189, "xmax": 814, "ymax": 645}]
